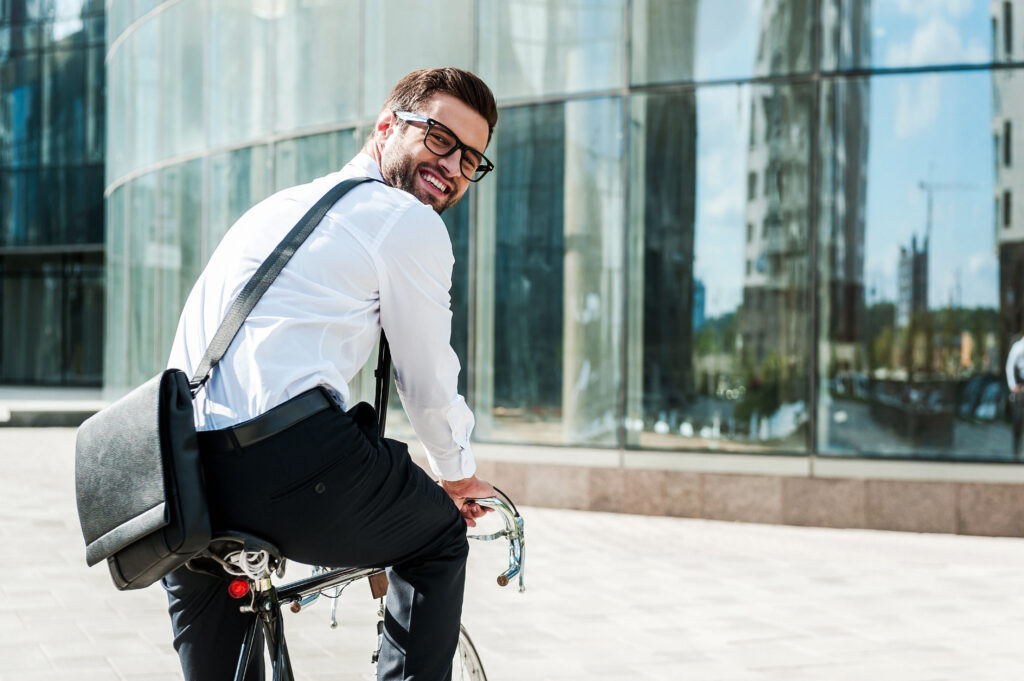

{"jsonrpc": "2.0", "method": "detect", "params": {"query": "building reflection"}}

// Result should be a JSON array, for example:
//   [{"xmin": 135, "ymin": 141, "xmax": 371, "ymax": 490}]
[
  {"xmin": 636, "ymin": 0, "xmax": 698, "ymax": 436},
  {"xmin": 737, "ymin": 0, "xmax": 819, "ymax": 445},
  {"xmin": 996, "ymin": 0, "xmax": 1024, "ymax": 355},
  {"xmin": 89, "ymin": 0, "xmax": 1024, "ymax": 465}
]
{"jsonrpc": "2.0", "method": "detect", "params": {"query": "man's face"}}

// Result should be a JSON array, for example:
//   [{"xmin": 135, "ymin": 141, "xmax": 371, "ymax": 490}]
[{"xmin": 378, "ymin": 93, "xmax": 490, "ymax": 214}]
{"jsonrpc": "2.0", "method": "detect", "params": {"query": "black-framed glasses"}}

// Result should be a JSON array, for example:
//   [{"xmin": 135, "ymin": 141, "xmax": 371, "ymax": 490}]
[{"xmin": 393, "ymin": 111, "xmax": 494, "ymax": 182}]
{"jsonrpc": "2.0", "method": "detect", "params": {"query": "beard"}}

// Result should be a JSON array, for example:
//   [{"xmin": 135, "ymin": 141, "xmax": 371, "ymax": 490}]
[{"xmin": 380, "ymin": 150, "xmax": 459, "ymax": 215}]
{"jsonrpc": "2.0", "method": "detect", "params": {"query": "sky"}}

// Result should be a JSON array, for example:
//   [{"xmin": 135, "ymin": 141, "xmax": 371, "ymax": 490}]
[{"xmin": 691, "ymin": 0, "xmax": 999, "ymax": 318}]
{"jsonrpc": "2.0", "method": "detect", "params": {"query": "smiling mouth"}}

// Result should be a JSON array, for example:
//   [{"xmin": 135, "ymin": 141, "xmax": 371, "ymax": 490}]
[{"xmin": 419, "ymin": 168, "xmax": 451, "ymax": 195}]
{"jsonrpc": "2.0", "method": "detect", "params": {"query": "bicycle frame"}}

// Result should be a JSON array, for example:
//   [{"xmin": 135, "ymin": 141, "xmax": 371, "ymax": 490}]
[{"xmin": 227, "ymin": 494, "xmax": 525, "ymax": 681}]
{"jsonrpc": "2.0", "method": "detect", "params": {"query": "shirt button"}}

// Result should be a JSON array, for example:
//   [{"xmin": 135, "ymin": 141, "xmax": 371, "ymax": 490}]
[{"xmin": 314, "ymin": 482, "xmax": 326, "ymax": 494}]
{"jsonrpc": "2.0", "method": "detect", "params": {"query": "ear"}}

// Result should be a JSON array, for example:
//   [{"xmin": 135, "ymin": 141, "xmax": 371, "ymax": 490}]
[{"xmin": 375, "ymin": 110, "xmax": 397, "ymax": 141}]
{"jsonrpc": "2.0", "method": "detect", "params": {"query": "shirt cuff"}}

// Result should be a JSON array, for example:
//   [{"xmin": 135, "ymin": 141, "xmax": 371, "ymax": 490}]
[
  {"xmin": 427, "ymin": 397, "xmax": 477, "ymax": 480},
  {"xmin": 428, "ymin": 444, "xmax": 477, "ymax": 481}
]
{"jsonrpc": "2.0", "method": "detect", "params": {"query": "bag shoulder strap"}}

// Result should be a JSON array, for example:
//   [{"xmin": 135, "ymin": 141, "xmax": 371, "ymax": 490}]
[
  {"xmin": 374, "ymin": 333, "xmax": 392, "ymax": 437},
  {"xmin": 189, "ymin": 176, "xmax": 377, "ymax": 392}
]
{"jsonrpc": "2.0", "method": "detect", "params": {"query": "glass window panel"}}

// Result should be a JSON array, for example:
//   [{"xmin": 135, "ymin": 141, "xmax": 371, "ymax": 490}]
[
  {"xmin": 0, "ymin": 22, "xmax": 41, "ymax": 55},
  {"xmin": 822, "ymin": 0, "xmax": 994, "ymax": 71},
  {"xmin": 104, "ymin": 182, "xmax": 129, "ymax": 394},
  {"xmin": 64, "ymin": 252, "xmax": 104, "ymax": 384},
  {"xmin": 631, "ymin": 0, "xmax": 812, "ymax": 86},
  {"xmin": 84, "ymin": 13, "xmax": 103, "ymax": 45},
  {"xmin": 478, "ymin": 0, "xmax": 625, "ymax": 101},
  {"xmin": 1, "ymin": 54, "xmax": 41, "ymax": 168},
  {"xmin": 134, "ymin": 0, "xmax": 163, "ymax": 22},
  {"xmin": 128, "ymin": 18, "xmax": 158, "ymax": 174},
  {"xmin": 37, "ymin": 0, "xmax": 94, "ymax": 20},
  {"xmin": 4, "ymin": 0, "xmax": 44, "ymax": 23},
  {"xmin": 207, "ymin": 0, "xmax": 272, "ymax": 148},
  {"xmin": 361, "ymin": 0, "xmax": 474, "ymax": 118},
  {"xmin": 43, "ymin": 16, "xmax": 87, "ymax": 49},
  {"xmin": 205, "ymin": 146, "xmax": 270, "ymax": 261},
  {"xmin": 159, "ymin": 0, "xmax": 204, "ymax": 160},
  {"xmin": 106, "ymin": 35, "xmax": 130, "ymax": 181},
  {"xmin": 473, "ymin": 98, "xmax": 624, "ymax": 446},
  {"xmin": 272, "ymin": 128, "xmax": 361, "ymax": 191},
  {"xmin": 172, "ymin": 159, "xmax": 203, "ymax": 310},
  {"xmin": 1, "ymin": 169, "xmax": 43, "ymax": 246},
  {"xmin": 277, "ymin": 0, "xmax": 360, "ymax": 132},
  {"xmin": 36, "ymin": 164, "xmax": 102, "ymax": 245},
  {"xmin": 128, "ymin": 170, "xmax": 158, "ymax": 386},
  {"xmin": 628, "ymin": 83, "xmax": 813, "ymax": 453},
  {"xmin": 153, "ymin": 162, "xmax": 190, "ymax": 366},
  {"xmin": 42, "ymin": 47, "xmax": 87, "ymax": 166},
  {"xmin": 84, "ymin": 37, "xmax": 102, "ymax": 163},
  {"xmin": 819, "ymin": 71, "xmax": 1011, "ymax": 462},
  {"xmin": 0, "ymin": 255, "xmax": 62, "ymax": 382}
]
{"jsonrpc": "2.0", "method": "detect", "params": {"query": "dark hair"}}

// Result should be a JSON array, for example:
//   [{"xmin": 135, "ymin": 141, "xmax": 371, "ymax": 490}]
[{"xmin": 381, "ymin": 67, "xmax": 498, "ymax": 141}]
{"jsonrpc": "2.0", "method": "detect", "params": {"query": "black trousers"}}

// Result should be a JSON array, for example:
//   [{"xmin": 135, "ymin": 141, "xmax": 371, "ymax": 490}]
[{"xmin": 162, "ymin": 393, "xmax": 468, "ymax": 681}]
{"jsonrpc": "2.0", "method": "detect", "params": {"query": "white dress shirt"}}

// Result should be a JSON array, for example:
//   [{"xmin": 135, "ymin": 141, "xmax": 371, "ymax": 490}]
[
  {"xmin": 167, "ymin": 153, "xmax": 476, "ymax": 481},
  {"xmin": 1008, "ymin": 337, "xmax": 1024, "ymax": 391}
]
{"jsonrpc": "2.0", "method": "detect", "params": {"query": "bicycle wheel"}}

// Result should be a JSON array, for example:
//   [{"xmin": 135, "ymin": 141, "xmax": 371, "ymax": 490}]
[{"xmin": 452, "ymin": 624, "xmax": 487, "ymax": 681}]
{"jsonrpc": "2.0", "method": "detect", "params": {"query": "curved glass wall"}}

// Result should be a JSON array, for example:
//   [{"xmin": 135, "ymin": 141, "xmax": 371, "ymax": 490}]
[
  {"xmin": 1, "ymin": 0, "xmax": 104, "ymax": 385},
  {"xmin": 106, "ymin": 0, "xmax": 1024, "ymax": 463}
]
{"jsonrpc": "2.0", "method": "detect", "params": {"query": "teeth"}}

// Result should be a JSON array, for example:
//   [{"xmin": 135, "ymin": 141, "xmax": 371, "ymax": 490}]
[{"xmin": 423, "ymin": 172, "xmax": 446, "ymax": 192}]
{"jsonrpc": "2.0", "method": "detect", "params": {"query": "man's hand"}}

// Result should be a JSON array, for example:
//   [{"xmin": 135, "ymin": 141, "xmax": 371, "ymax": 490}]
[{"xmin": 441, "ymin": 476, "xmax": 497, "ymax": 527}]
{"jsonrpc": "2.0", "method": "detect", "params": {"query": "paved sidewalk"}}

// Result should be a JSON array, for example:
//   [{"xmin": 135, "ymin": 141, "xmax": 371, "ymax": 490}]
[
  {"xmin": 0, "ymin": 387, "xmax": 104, "ymax": 427},
  {"xmin": 3, "ymin": 427, "xmax": 1024, "ymax": 680}
]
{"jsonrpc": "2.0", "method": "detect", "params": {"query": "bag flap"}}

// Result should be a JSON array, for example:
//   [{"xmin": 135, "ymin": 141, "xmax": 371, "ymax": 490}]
[{"xmin": 75, "ymin": 371, "xmax": 179, "ymax": 565}]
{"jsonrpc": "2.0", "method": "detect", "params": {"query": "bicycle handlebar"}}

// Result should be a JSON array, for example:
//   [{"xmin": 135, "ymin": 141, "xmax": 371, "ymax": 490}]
[{"xmin": 467, "ymin": 494, "xmax": 526, "ymax": 593}]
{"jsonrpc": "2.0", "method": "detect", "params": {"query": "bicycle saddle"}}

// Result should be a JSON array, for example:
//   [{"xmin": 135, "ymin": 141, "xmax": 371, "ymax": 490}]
[{"xmin": 186, "ymin": 531, "xmax": 285, "ymax": 581}]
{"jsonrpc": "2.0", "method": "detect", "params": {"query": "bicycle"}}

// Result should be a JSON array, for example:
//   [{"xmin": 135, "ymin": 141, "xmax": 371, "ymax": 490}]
[{"xmin": 187, "ymin": 491, "xmax": 525, "ymax": 681}]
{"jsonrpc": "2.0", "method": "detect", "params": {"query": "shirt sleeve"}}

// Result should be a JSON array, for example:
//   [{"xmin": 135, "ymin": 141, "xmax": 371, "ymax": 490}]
[{"xmin": 376, "ymin": 202, "xmax": 476, "ymax": 481}]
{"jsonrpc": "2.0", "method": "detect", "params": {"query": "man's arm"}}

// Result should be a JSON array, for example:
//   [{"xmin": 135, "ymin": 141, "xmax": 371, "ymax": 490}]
[{"xmin": 376, "ymin": 200, "xmax": 496, "ymax": 519}]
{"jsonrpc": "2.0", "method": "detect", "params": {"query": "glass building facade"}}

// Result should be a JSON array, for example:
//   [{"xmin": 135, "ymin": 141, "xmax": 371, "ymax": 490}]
[
  {"xmin": 105, "ymin": 0, "xmax": 1024, "ymax": 466},
  {"xmin": 0, "ymin": 0, "xmax": 104, "ymax": 385}
]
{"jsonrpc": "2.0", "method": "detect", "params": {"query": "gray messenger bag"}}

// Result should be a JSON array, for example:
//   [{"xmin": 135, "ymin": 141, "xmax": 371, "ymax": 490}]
[{"xmin": 74, "ymin": 177, "xmax": 375, "ymax": 590}]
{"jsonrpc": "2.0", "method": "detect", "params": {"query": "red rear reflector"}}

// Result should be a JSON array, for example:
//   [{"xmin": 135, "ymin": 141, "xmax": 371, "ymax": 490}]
[{"xmin": 228, "ymin": 579, "xmax": 250, "ymax": 599}]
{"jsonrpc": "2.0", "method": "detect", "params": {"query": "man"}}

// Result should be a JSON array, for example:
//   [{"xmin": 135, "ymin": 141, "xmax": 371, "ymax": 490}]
[
  {"xmin": 162, "ymin": 67, "xmax": 498, "ymax": 680},
  {"xmin": 1007, "ymin": 333, "xmax": 1024, "ymax": 459}
]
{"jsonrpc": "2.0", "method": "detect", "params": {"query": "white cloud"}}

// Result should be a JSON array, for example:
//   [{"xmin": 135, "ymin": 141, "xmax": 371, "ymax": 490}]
[
  {"xmin": 893, "ymin": 75, "xmax": 941, "ymax": 140},
  {"xmin": 892, "ymin": 0, "xmax": 974, "ymax": 19},
  {"xmin": 701, "ymin": 190, "xmax": 743, "ymax": 220},
  {"xmin": 885, "ymin": 16, "xmax": 987, "ymax": 66},
  {"xmin": 968, "ymin": 251, "xmax": 997, "ymax": 275},
  {"xmin": 962, "ymin": 251, "xmax": 999, "ymax": 306}
]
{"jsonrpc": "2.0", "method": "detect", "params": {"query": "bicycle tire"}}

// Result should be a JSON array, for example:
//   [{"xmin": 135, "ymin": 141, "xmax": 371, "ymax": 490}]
[{"xmin": 453, "ymin": 624, "xmax": 487, "ymax": 681}]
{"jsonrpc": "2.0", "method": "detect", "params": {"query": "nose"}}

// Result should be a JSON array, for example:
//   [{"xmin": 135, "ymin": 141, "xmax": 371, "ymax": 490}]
[{"xmin": 436, "ymin": 151, "xmax": 461, "ymax": 178}]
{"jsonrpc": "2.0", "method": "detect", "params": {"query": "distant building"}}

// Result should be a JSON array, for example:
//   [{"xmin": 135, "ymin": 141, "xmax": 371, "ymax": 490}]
[
  {"xmin": 741, "ymin": 0, "xmax": 870, "ymax": 363},
  {"xmin": 994, "ymin": 0, "xmax": 1024, "ymax": 349},
  {"xmin": 896, "ymin": 235, "xmax": 929, "ymax": 328},
  {"xmin": 0, "ymin": 1, "xmax": 105, "ymax": 386}
]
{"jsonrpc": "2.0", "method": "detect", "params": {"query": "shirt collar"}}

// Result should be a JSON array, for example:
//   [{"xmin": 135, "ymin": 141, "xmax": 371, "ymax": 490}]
[{"xmin": 347, "ymin": 152, "xmax": 385, "ymax": 182}]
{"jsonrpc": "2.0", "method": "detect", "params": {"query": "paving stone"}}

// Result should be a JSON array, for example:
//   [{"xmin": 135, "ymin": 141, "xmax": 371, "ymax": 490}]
[{"xmin": 4, "ymin": 427, "xmax": 1024, "ymax": 680}]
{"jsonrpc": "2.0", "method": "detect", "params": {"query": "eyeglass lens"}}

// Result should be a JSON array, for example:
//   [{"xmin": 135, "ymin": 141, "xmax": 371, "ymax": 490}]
[{"xmin": 423, "ymin": 122, "xmax": 488, "ymax": 181}]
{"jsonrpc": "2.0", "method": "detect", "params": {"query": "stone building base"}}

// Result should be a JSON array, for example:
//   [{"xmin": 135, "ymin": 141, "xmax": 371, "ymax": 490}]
[{"xmin": 413, "ymin": 446, "xmax": 1024, "ymax": 538}]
